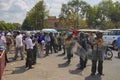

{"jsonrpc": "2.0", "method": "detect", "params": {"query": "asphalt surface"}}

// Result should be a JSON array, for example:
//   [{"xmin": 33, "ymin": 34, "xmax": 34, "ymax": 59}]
[{"xmin": 3, "ymin": 49, "xmax": 120, "ymax": 80}]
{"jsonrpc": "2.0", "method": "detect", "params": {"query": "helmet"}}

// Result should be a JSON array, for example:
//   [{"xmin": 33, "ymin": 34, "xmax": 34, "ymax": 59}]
[
  {"xmin": 96, "ymin": 31, "xmax": 102, "ymax": 38},
  {"xmin": 79, "ymin": 32, "xmax": 85, "ymax": 38},
  {"xmin": 96, "ymin": 31, "xmax": 102, "ymax": 35},
  {"xmin": 85, "ymin": 33, "xmax": 89, "ymax": 38}
]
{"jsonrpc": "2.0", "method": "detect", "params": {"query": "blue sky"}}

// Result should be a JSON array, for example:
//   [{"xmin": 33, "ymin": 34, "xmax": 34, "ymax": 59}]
[{"xmin": 0, "ymin": 0, "xmax": 119, "ymax": 24}]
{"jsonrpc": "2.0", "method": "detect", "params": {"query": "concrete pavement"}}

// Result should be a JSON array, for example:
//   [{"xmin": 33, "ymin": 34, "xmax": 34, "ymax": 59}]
[{"xmin": 3, "ymin": 50, "xmax": 120, "ymax": 80}]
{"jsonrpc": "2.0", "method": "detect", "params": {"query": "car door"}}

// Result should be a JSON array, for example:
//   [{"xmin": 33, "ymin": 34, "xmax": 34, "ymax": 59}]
[{"xmin": 103, "ymin": 30, "xmax": 115, "ymax": 45}]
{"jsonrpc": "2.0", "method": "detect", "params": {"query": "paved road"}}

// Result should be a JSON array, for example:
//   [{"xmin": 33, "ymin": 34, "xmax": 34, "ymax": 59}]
[{"xmin": 3, "ymin": 50, "xmax": 120, "ymax": 80}]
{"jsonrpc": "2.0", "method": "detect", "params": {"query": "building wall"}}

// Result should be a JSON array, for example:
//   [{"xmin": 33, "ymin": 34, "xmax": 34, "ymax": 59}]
[{"xmin": 45, "ymin": 16, "xmax": 59, "ymax": 29}]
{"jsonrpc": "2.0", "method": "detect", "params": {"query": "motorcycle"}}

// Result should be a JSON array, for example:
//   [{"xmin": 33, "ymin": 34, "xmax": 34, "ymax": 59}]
[{"xmin": 104, "ymin": 46, "xmax": 113, "ymax": 59}]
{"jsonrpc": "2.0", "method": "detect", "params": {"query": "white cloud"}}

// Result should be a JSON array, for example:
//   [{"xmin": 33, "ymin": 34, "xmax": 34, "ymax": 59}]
[
  {"xmin": 0, "ymin": 0, "xmax": 38, "ymax": 24},
  {"xmin": 44, "ymin": 0, "xmax": 69, "ymax": 17},
  {"xmin": 0, "ymin": 0, "xmax": 120, "ymax": 24}
]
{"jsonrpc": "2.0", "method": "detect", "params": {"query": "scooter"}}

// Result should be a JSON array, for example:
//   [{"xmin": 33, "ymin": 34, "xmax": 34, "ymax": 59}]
[{"xmin": 105, "ymin": 46, "xmax": 113, "ymax": 59}]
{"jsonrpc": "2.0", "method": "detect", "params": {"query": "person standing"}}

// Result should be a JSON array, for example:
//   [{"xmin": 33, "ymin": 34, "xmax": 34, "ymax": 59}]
[
  {"xmin": 65, "ymin": 32, "xmax": 74, "ymax": 64},
  {"xmin": 6, "ymin": 33, "xmax": 12, "ymax": 54},
  {"xmin": 44, "ymin": 33, "xmax": 51, "ymax": 56},
  {"xmin": 32, "ymin": 39, "xmax": 37, "ymax": 65},
  {"xmin": 58, "ymin": 33, "xmax": 62, "ymax": 51},
  {"xmin": 0, "ymin": 34, "xmax": 9, "ymax": 64},
  {"xmin": 116, "ymin": 36, "xmax": 120, "ymax": 58},
  {"xmin": 77, "ymin": 32, "xmax": 88, "ymax": 70},
  {"xmin": 49, "ymin": 33, "xmax": 57, "ymax": 53},
  {"xmin": 37, "ymin": 33, "xmax": 45, "ymax": 57},
  {"xmin": 14, "ymin": 31, "xmax": 24, "ymax": 60},
  {"xmin": 25, "ymin": 33, "xmax": 34, "ymax": 69},
  {"xmin": 61, "ymin": 32, "xmax": 67, "ymax": 55},
  {"xmin": 91, "ymin": 31, "xmax": 105, "ymax": 76}
]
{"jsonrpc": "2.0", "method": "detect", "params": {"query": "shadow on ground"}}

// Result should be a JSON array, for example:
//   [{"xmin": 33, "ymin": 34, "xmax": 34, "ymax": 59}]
[
  {"xmin": 69, "ymin": 68, "xmax": 83, "ymax": 75},
  {"xmin": 11, "ymin": 65, "xmax": 27, "ymax": 74},
  {"xmin": 63, "ymin": 56, "xmax": 67, "ymax": 60},
  {"xmin": 56, "ymin": 54, "xmax": 65, "ymax": 57},
  {"xmin": 58, "ymin": 62, "xmax": 70, "ymax": 68},
  {"xmin": 85, "ymin": 74, "xmax": 102, "ymax": 80}
]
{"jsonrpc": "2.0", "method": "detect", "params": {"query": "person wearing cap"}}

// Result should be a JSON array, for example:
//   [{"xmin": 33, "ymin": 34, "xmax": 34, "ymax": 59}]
[
  {"xmin": 25, "ymin": 33, "xmax": 34, "ymax": 69},
  {"xmin": 6, "ymin": 32, "xmax": 12, "ymax": 54},
  {"xmin": 65, "ymin": 32, "xmax": 74, "ymax": 64},
  {"xmin": 77, "ymin": 32, "xmax": 88, "ymax": 70},
  {"xmin": 91, "ymin": 31, "xmax": 105, "ymax": 76}
]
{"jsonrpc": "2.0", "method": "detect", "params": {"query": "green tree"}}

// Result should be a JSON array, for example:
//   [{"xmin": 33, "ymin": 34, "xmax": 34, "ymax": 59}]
[
  {"xmin": 97, "ymin": 0, "xmax": 120, "ymax": 29},
  {"xmin": 22, "ymin": 0, "xmax": 48, "ymax": 30},
  {"xmin": 59, "ymin": 0, "xmax": 90, "ymax": 29},
  {"xmin": 0, "ymin": 21, "xmax": 19, "ymax": 30}
]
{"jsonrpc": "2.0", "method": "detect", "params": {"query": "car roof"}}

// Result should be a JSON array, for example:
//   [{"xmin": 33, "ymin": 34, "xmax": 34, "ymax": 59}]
[
  {"xmin": 78, "ymin": 29, "xmax": 103, "ymax": 32},
  {"xmin": 107, "ymin": 29, "xmax": 120, "ymax": 31}
]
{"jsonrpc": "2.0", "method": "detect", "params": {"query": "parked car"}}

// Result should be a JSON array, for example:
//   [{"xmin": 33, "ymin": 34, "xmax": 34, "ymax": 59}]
[
  {"xmin": 102, "ymin": 29, "xmax": 120, "ymax": 49},
  {"xmin": 41, "ymin": 29, "xmax": 58, "ymax": 33}
]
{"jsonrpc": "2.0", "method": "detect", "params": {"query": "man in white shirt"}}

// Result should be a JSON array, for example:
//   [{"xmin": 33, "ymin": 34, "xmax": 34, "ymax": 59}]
[
  {"xmin": 25, "ymin": 33, "xmax": 33, "ymax": 69},
  {"xmin": 14, "ymin": 31, "xmax": 24, "ymax": 60}
]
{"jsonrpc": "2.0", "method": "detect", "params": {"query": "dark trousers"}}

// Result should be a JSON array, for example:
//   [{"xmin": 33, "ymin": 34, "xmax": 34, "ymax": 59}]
[
  {"xmin": 80, "ymin": 56, "xmax": 88, "ymax": 69},
  {"xmin": 32, "ymin": 47, "xmax": 37, "ymax": 64},
  {"xmin": 91, "ymin": 60, "xmax": 103, "ymax": 74},
  {"xmin": 5, "ymin": 52, "xmax": 8, "ymax": 66},
  {"xmin": 50, "ymin": 43, "xmax": 57, "ymax": 53},
  {"xmin": 45, "ymin": 43, "xmax": 50, "ymax": 55},
  {"xmin": 26, "ymin": 49, "xmax": 33, "ymax": 68},
  {"xmin": 63, "ymin": 45, "xmax": 66, "ymax": 54},
  {"xmin": 66, "ymin": 47, "xmax": 72, "ymax": 62},
  {"xmin": 58, "ymin": 44, "xmax": 62, "ymax": 51}
]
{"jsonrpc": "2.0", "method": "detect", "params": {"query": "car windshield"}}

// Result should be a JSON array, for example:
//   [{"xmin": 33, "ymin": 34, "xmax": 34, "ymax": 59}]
[{"xmin": 109, "ymin": 30, "xmax": 120, "ymax": 35}]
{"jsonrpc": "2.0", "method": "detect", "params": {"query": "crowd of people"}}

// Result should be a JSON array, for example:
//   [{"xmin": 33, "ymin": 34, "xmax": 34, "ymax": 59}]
[{"xmin": 0, "ymin": 30, "xmax": 105, "ymax": 76}]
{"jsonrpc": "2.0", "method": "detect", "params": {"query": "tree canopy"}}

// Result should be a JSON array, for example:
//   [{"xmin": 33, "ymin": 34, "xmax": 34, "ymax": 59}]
[
  {"xmin": 22, "ymin": 0, "xmax": 48, "ymax": 30},
  {"xmin": 59, "ymin": 0, "xmax": 120, "ymax": 29}
]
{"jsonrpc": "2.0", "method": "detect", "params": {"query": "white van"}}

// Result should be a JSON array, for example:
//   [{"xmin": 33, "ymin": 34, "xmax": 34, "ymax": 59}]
[
  {"xmin": 41, "ymin": 29, "xmax": 58, "ymax": 33},
  {"xmin": 102, "ymin": 29, "xmax": 120, "ymax": 49}
]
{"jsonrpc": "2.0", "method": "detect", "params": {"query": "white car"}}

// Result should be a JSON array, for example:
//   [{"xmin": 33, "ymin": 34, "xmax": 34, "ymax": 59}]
[
  {"xmin": 102, "ymin": 29, "xmax": 120, "ymax": 49},
  {"xmin": 41, "ymin": 28, "xmax": 58, "ymax": 33}
]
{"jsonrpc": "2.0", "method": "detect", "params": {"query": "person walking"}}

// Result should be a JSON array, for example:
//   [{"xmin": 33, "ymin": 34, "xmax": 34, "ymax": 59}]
[
  {"xmin": 91, "ymin": 31, "xmax": 105, "ymax": 76},
  {"xmin": 14, "ymin": 31, "xmax": 24, "ymax": 60}
]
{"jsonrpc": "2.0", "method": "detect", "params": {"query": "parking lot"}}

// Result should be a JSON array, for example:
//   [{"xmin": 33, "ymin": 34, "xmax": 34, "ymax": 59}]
[{"xmin": 3, "ymin": 49, "xmax": 120, "ymax": 80}]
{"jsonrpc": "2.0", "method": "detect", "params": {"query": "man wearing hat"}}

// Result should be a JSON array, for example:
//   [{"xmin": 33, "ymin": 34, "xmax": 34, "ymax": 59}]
[
  {"xmin": 91, "ymin": 31, "xmax": 105, "ymax": 76},
  {"xmin": 25, "ymin": 33, "xmax": 34, "ymax": 69}
]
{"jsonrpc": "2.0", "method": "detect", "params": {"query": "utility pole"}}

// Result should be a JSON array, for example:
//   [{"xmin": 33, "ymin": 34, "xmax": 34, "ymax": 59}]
[{"xmin": 76, "ymin": 0, "xmax": 79, "ymax": 29}]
